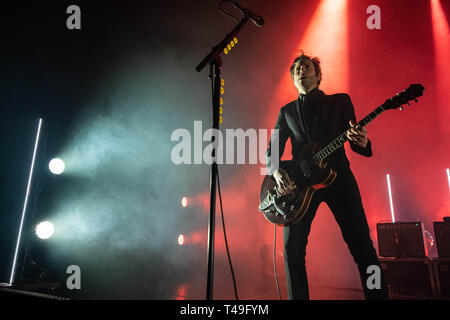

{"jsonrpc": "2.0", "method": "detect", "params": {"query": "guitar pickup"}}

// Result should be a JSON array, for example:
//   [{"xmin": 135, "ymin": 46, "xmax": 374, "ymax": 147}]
[{"xmin": 300, "ymin": 160, "xmax": 312, "ymax": 177}]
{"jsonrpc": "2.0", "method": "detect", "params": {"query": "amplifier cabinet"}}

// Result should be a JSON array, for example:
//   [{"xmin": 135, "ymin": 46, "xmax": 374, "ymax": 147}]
[
  {"xmin": 433, "ymin": 222, "xmax": 450, "ymax": 258},
  {"xmin": 432, "ymin": 258, "xmax": 450, "ymax": 299},
  {"xmin": 377, "ymin": 222, "xmax": 427, "ymax": 258},
  {"xmin": 379, "ymin": 257, "xmax": 437, "ymax": 299}
]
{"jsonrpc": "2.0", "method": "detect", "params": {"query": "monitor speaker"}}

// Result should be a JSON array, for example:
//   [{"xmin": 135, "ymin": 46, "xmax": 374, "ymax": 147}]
[
  {"xmin": 433, "ymin": 219, "xmax": 450, "ymax": 258},
  {"xmin": 380, "ymin": 258, "xmax": 437, "ymax": 299},
  {"xmin": 377, "ymin": 222, "xmax": 427, "ymax": 258}
]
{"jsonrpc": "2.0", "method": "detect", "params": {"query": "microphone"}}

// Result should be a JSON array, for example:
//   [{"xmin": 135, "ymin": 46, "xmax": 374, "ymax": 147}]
[{"xmin": 231, "ymin": 1, "xmax": 265, "ymax": 27}]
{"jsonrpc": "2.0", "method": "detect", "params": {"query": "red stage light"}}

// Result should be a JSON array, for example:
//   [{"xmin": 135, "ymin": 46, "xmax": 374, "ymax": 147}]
[
  {"xmin": 431, "ymin": 0, "xmax": 450, "ymax": 134},
  {"xmin": 263, "ymin": 0, "xmax": 349, "ymax": 131},
  {"xmin": 174, "ymin": 284, "xmax": 187, "ymax": 300},
  {"xmin": 287, "ymin": 0, "xmax": 349, "ymax": 93}
]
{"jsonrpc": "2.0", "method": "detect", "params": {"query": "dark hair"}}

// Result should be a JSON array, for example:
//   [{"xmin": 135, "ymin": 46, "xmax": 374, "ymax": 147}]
[{"xmin": 289, "ymin": 50, "xmax": 322, "ymax": 86}]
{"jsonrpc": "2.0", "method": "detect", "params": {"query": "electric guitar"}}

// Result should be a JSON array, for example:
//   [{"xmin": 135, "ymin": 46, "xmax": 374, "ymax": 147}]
[{"xmin": 258, "ymin": 84, "xmax": 424, "ymax": 226}]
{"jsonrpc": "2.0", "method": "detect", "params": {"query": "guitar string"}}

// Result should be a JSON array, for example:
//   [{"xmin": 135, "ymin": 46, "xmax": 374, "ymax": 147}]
[{"xmin": 312, "ymin": 106, "xmax": 386, "ymax": 166}]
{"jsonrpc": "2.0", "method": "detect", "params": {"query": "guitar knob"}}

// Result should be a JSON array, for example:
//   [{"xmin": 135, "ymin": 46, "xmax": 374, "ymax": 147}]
[
  {"xmin": 399, "ymin": 107, "xmax": 404, "ymax": 111},
  {"xmin": 282, "ymin": 202, "xmax": 286, "ymax": 207}
]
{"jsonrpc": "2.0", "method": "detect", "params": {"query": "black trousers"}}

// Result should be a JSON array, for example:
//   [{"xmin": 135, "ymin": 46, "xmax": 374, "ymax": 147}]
[{"xmin": 283, "ymin": 166, "xmax": 388, "ymax": 300}]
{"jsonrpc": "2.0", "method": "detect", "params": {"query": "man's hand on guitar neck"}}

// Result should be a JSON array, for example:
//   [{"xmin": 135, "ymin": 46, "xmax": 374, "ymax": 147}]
[
  {"xmin": 273, "ymin": 168, "xmax": 296, "ymax": 195},
  {"xmin": 346, "ymin": 120, "xmax": 368, "ymax": 148}
]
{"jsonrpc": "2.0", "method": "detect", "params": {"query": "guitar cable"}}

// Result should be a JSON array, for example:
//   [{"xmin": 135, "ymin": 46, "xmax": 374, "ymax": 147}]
[
  {"xmin": 216, "ymin": 170, "xmax": 239, "ymax": 300},
  {"xmin": 273, "ymin": 224, "xmax": 282, "ymax": 299}
]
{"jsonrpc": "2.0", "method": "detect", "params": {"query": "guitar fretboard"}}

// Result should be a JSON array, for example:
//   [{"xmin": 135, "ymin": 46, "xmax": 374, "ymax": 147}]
[{"xmin": 311, "ymin": 106, "xmax": 385, "ymax": 166}]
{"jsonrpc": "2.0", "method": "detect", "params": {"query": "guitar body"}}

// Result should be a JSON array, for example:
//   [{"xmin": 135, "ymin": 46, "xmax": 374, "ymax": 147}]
[{"xmin": 259, "ymin": 141, "xmax": 337, "ymax": 226}]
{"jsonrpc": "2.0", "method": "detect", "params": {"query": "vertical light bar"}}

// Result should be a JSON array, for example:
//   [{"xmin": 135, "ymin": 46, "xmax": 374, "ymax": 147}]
[
  {"xmin": 446, "ymin": 168, "xmax": 450, "ymax": 192},
  {"xmin": 9, "ymin": 118, "xmax": 43, "ymax": 285},
  {"xmin": 386, "ymin": 174, "xmax": 395, "ymax": 223}
]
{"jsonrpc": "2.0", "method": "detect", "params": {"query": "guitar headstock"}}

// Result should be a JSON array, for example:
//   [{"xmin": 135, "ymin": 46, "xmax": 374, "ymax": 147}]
[{"xmin": 383, "ymin": 84, "xmax": 425, "ymax": 111}]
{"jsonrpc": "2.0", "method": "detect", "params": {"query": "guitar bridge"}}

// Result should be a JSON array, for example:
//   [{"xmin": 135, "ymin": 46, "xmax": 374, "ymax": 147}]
[
  {"xmin": 258, "ymin": 189, "xmax": 287, "ymax": 218},
  {"xmin": 258, "ymin": 189, "xmax": 277, "ymax": 213}
]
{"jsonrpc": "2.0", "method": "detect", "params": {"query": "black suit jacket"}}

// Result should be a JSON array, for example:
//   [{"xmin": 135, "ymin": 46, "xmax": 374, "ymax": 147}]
[{"xmin": 266, "ymin": 88, "xmax": 372, "ymax": 175}]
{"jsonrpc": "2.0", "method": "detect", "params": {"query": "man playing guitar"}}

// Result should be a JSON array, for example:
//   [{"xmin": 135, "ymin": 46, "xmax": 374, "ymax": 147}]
[{"xmin": 265, "ymin": 52, "xmax": 388, "ymax": 300}]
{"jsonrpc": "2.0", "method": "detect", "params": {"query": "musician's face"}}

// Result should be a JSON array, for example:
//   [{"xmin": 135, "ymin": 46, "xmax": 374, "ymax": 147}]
[{"xmin": 292, "ymin": 59, "xmax": 320, "ymax": 94}]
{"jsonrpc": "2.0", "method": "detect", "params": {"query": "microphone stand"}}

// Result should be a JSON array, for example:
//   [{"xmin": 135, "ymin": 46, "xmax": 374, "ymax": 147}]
[{"xmin": 195, "ymin": 15, "xmax": 250, "ymax": 300}]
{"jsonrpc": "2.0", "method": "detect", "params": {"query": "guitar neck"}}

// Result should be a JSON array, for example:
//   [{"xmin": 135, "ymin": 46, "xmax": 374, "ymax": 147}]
[{"xmin": 311, "ymin": 105, "xmax": 386, "ymax": 166}]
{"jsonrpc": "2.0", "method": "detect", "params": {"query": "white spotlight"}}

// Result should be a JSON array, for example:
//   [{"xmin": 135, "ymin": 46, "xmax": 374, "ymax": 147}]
[
  {"xmin": 49, "ymin": 158, "xmax": 65, "ymax": 175},
  {"xmin": 178, "ymin": 234, "xmax": 185, "ymax": 246},
  {"xmin": 36, "ymin": 221, "xmax": 55, "ymax": 239}
]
